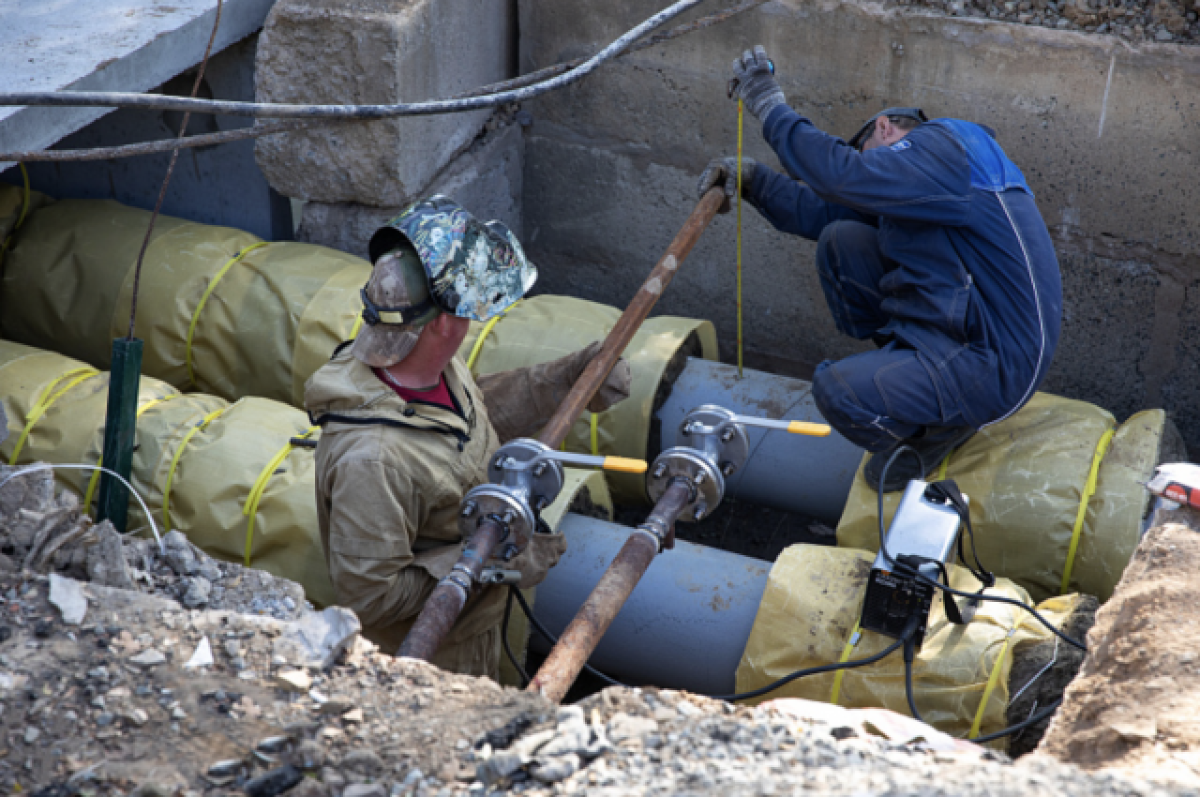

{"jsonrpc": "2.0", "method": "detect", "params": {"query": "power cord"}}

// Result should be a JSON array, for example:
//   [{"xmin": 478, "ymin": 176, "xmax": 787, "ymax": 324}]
[{"xmin": 505, "ymin": 585, "xmax": 629, "ymax": 689}]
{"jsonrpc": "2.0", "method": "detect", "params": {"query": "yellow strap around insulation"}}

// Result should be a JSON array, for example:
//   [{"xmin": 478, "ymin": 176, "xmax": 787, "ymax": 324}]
[
  {"xmin": 83, "ymin": 393, "xmax": 182, "ymax": 516},
  {"xmin": 829, "ymin": 621, "xmax": 862, "ymax": 706},
  {"xmin": 935, "ymin": 448, "xmax": 953, "ymax": 482},
  {"xmin": 466, "ymin": 299, "xmax": 522, "ymax": 371},
  {"xmin": 243, "ymin": 426, "xmax": 318, "ymax": 566},
  {"xmin": 163, "ymin": 408, "xmax": 227, "ymax": 531},
  {"xmin": 186, "ymin": 242, "xmax": 269, "ymax": 385},
  {"xmin": 8, "ymin": 368, "xmax": 101, "ymax": 465},
  {"xmin": 969, "ymin": 628, "xmax": 1016, "ymax": 739},
  {"xmin": 0, "ymin": 163, "xmax": 30, "ymax": 268},
  {"xmin": 1060, "ymin": 427, "xmax": 1115, "ymax": 594},
  {"xmin": 349, "ymin": 311, "xmax": 365, "ymax": 341}
]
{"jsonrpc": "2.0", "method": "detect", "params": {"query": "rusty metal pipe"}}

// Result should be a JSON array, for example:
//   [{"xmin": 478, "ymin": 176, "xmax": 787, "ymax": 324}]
[
  {"xmin": 397, "ymin": 188, "xmax": 724, "ymax": 663},
  {"xmin": 528, "ymin": 479, "xmax": 693, "ymax": 702},
  {"xmin": 537, "ymin": 187, "xmax": 726, "ymax": 448},
  {"xmin": 396, "ymin": 518, "xmax": 505, "ymax": 661}
]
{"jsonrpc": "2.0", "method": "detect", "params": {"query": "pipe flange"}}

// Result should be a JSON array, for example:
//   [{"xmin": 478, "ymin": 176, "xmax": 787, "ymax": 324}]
[
  {"xmin": 458, "ymin": 484, "xmax": 535, "ymax": 550},
  {"xmin": 487, "ymin": 438, "xmax": 565, "ymax": 511},
  {"xmin": 676, "ymin": 404, "xmax": 750, "ymax": 479},
  {"xmin": 646, "ymin": 447, "xmax": 724, "ymax": 522}
]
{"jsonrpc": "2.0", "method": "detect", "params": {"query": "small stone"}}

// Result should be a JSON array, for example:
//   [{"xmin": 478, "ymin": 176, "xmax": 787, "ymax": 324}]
[
  {"xmin": 318, "ymin": 699, "xmax": 354, "ymax": 716},
  {"xmin": 135, "ymin": 685, "xmax": 153, "ymax": 697},
  {"xmin": 171, "ymin": 707, "xmax": 188, "ymax": 720},
  {"xmin": 182, "ymin": 577, "xmax": 212, "ymax": 609},
  {"xmin": 1155, "ymin": 28, "xmax": 1174, "ymax": 40},
  {"xmin": 530, "ymin": 753, "xmax": 581, "ymax": 784},
  {"xmin": 230, "ymin": 656, "xmax": 248, "ymax": 671},
  {"xmin": 184, "ymin": 636, "xmax": 214, "ymax": 669},
  {"xmin": 162, "ymin": 530, "xmax": 199, "ymax": 576},
  {"xmin": 342, "ymin": 708, "xmax": 364, "ymax": 724},
  {"xmin": 275, "ymin": 669, "xmax": 313, "ymax": 692},
  {"xmin": 130, "ymin": 650, "xmax": 167, "ymax": 668},
  {"xmin": 244, "ymin": 765, "xmax": 304, "ymax": 797},
  {"xmin": 87, "ymin": 666, "xmax": 108, "ymax": 681},
  {"xmin": 48, "ymin": 574, "xmax": 87, "ymax": 625},
  {"xmin": 294, "ymin": 740, "xmax": 326, "ymax": 770},
  {"xmin": 257, "ymin": 735, "xmax": 293, "ymax": 754},
  {"xmin": 24, "ymin": 726, "xmax": 40, "ymax": 744},
  {"xmin": 320, "ymin": 767, "xmax": 346, "ymax": 790},
  {"xmin": 607, "ymin": 713, "xmax": 658, "ymax": 744},
  {"xmin": 124, "ymin": 708, "xmax": 150, "ymax": 727},
  {"xmin": 207, "ymin": 759, "xmax": 244, "ymax": 778},
  {"xmin": 96, "ymin": 712, "xmax": 116, "ymax": 727},
  {"xmin": 224, "ymin": 639, "xmax": 241, "ymax": 658},
  {"xmin": 343, "ymin": 785, "xmax": 386, "ymax": 797}
]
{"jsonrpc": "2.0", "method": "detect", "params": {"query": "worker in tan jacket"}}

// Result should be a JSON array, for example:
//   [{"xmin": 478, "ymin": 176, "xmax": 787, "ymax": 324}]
[{"xmin": 304, "ymin": 196, "xmax": 631, "ymax": 678}]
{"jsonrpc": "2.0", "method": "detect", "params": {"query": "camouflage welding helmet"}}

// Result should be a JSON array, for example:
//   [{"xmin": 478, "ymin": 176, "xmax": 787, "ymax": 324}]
[{"xmin": 367, "ymin": 195, "xmax": 537, "ymax": 322}]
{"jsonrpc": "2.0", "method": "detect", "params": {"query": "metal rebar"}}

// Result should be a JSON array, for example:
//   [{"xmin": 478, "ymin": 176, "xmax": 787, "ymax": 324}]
[
  {"xmin": 396, "ymin": 188, "xmax": 724, "ymax": 665},
  {"xmin": 527, "ymin": 480, "xmax": 694, "ymax": 702}
]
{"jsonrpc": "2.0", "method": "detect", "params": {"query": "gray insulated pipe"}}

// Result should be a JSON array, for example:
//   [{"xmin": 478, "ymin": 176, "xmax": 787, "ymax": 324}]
[
  {"xmin": 532, "ymin": 513, "xmax": 771, "ymax": 696},
  {"xmin": 657, "ymin": 358, "xmax": 865, "ymax": 526}
]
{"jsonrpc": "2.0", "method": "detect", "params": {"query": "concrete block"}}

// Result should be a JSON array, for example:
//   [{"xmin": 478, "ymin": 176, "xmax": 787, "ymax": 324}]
[
  {"xmin": 254, "ymin": 0, "xmax": 515, "ymax": 206},
  {"xmin": 296, "ymin": 118, "xmax": 525, "ymax": 259}
]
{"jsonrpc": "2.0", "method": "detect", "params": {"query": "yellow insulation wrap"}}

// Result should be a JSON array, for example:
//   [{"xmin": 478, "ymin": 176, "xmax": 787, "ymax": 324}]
[
  {"xmin": 456, "ymin": 295, "xmax": 719, "ymax": 502},
  {"xmin": 0, "ymin": 198, "xmax": 370, "ymax": 406},
  {"xmin": 836, "ymin": 393, "xmax": 1172, "ymax": 603},
  {"xmin": 0, "ymin": 340, "xmax": 335, "ymax": 607},
  {"xmin": 734, "ymin": 545, "xmax": 1081, "ymax": 747}
]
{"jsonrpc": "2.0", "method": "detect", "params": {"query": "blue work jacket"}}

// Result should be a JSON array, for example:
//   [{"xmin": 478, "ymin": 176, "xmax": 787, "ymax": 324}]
[{"xmin": 748, "ymin": 106, "xmax": 1062, "ymax": 429}]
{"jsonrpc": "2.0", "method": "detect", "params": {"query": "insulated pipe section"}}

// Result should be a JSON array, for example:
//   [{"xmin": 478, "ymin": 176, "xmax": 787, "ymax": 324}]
[
  {"xmin": 398, "ymin": 189, "xmax": 724, "ymax": 663},
  {"xmin": 658, "ymin": 359, "xmax": 865, "ymax": 525},
  {"xmin": 533, "ymin": 513, "xmax": 771, "ymax": 695},
  {"xmin": 528, "ymin": 479, "xmax": 694, "ymax": 703}
]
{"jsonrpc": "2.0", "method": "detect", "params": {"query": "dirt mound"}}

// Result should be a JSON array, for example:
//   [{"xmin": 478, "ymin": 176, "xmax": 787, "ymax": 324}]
[{"xmin": 1040, "ymin": 506, "xmax": 1200, "ymax": 783}]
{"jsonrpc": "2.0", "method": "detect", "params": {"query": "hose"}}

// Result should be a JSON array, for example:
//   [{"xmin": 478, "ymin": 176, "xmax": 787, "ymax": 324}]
[{"xmin": 0, "ymin": 0, "xmax": 710, "ymax": 120}]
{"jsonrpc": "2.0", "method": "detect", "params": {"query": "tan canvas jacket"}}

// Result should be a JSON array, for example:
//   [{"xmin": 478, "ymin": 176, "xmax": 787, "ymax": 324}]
[{"xmin": 304, "ymin": 349, "xmax": 570, "ymax": 678}]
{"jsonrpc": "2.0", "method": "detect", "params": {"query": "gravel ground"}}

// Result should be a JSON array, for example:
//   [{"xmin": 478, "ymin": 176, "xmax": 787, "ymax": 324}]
[{"xmin": 889, "ymin": 0, "xmax": 1199, "ymax": 43}]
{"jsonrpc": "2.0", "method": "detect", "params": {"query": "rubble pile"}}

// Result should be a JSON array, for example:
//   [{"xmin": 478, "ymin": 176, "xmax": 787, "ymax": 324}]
[
  {"xmin": 0, "ymin": 463, "xmax": 306, "ymax": 620},
  {"xmin": 892, "ymin": 0, "xmax": 1200, "ymax": 43},
  {"xmin": 1, "ymin": 463, "xmax": 1197, "ymax": 796}
]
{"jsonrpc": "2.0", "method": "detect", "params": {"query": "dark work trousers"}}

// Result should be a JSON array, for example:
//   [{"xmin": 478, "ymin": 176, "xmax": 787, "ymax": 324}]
[{"xmin": 810, "ymin": 220, "xmax": 972, "ymax": 452}]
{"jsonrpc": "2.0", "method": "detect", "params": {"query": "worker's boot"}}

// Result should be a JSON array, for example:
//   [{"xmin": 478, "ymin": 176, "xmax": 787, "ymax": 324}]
[{"xmin": 862, "ymin": 426, "xmax": 976, "ymax": 493}]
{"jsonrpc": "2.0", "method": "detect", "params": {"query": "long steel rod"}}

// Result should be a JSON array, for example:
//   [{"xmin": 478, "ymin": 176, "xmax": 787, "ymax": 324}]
[
  {"xmin": 528, "ymin": 480, "xmax": 693, "ymax": 702},
  {"xmin": 396, "ymin": 187, "xmax": 725, "ymax": 664}
]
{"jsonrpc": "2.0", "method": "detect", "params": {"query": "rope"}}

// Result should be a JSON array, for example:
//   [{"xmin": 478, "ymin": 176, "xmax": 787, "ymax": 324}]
[
  {"xmin": 969, "ymin": 629, "xmax": 1017, "ymax": 739},
  {"xmin": 0, "ymin": 163, "xmax": 31, "ymax": 270},
  {"xmin": 829, "ymin": 622, "xmax": 862, "ymax": 705},
  {"xmin": 1060, "ymin": 428, "xmax": 1115, "ymax": 594},
  {"xmin": 736, "ymin": 99, "xmax": 745, "ymax": 379},
  {"xmin": 162, "ymin": 408, "xmax": 227, "ymax": 532},
  {"xmin": 83, "ymin": 393, "xmax": 181, "ymax": 516},
  {"xmin": 185, "ymin": 242, "xmax": 269, "ymax": 385},
  {"xmin": 8, "ymin": 368, "xmax": 101, "ymax": 465},
  {"xmin": 243, "ymin": 426, "xmax": 318, "ymax": 566}
]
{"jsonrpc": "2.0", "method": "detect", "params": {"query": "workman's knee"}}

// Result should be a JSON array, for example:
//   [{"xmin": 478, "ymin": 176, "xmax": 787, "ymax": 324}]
[
  {"xmin": 812, "ymin": 359, "xmax": 916, "ymax": 453},
  {"xmin": 816, "ymin": 220, "xmax": 881, "ymax": 279}
]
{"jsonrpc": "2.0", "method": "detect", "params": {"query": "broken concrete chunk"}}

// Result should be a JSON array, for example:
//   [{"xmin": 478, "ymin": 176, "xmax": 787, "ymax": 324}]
[
  {"xmin": 161, "ymin": 530, "xmax": 199, "ymax": 576},
  {"xmin": 530, "ymin": 752, "xmax": 581, "ymax": 784},
  {"xmin": 273, "ymin": 606, "xmax": 361, "ymax": 670},
  {"xmin": 87, "ymin": 521, "xmax": 137, "ymax": 590},
  {"xmin": 129, "ymin": 649, "xmax": 167, "ymax": 668},
  {"xmin": 275, "ymin": 669, "xmax": 313, "ymax": 692},
  {"xmin": 181, "ymin": 576, "xmax": 212, "ymax": 608},
  {"xmin": 49, "ymin": 574, "xmax": 87, "ymax": 624},
  {"xmin": 1110, "ymin": 718, "xmax": 1157, "ymax": 742}
]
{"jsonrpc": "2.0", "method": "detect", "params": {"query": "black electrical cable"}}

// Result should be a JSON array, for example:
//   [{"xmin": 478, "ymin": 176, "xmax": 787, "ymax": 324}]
[
  {"xmin": 971, "ymin": 698, "xmax": 1063, "ymax": 744},
  {"xmin": 874, "ymin": 446, "xmax": 1088, "ymax": 652},
  {"xmin": 709, "ymin": 636, "xmax": 906, "ymax": 703},
  {"xmin": 501, "ymin": 586, "xmax": 532, "ymax": 687},
  {"xmin": 901, "ymin": 612, "xmax": 924, "ymax": 723},
  {"xmin": 509, "ymin": 586, "xmax": 629, "ymax": 689}
]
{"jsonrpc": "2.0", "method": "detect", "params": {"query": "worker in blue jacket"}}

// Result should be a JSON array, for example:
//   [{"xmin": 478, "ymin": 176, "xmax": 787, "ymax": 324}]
[{"xmin": 700, "ymin": 46, "xmax": 1061, "ymax": 491}]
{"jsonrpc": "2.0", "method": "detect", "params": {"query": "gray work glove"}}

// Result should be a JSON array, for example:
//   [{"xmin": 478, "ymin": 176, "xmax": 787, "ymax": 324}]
[
  {"xmin": 507, "ymin": 524, "xmax": 568, "ymax": 589},
  {"xmin": 729, "ymin": 45, "xmax": 786, "ymax": 121},
  {"xmin": 697, "ymin": 156, "xmax": 759, "ymax": 214}
]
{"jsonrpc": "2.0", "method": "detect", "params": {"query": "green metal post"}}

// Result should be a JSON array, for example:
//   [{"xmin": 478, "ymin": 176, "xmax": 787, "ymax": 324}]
[{"xmin": 97, "ymin": 338, "xmax": 143, "ymax": 533}]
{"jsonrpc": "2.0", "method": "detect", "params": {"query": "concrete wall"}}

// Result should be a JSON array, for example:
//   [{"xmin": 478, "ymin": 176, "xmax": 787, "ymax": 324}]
[
  {"xmin": 0, "ymin": 37, "xmax": 292, "ymax": 241},
  {"xmin": 517, "ymin": 0, "xmax": 1200, "ymax": 452}
]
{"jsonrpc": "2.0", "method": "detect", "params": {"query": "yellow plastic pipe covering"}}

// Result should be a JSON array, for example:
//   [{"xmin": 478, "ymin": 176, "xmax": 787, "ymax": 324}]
[
  {"xmin": 601, "ymin": 456, "xmax": 647, "ymax": 474},
  {"xmin": 787, "ymin": 421, "xmax": 831, "ymax": 436}
]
